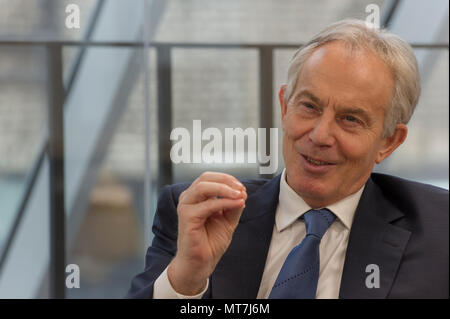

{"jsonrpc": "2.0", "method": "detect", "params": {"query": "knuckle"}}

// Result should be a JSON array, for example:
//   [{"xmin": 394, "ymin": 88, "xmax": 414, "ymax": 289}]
[
  {"xmin": 179, "ymin": 190, "xmax": 187, "ymax": 202},
  {"xmin": 196, "ymin": 181, "xmax": 206, "ymax": 189},
  {"xmin": 176, "ymin": 203, "xmax": 185, "ymax": 216},
  {"xmin": 195, "ymin": 181, "xmax": 207, "ymax": 195},
  {"xmin": 200, "ymin": 171, "xmax": 211, "ymax": 179},
  {"xmin": 225, "ymin": 175, "xmax": 237, "ymax": 185}
]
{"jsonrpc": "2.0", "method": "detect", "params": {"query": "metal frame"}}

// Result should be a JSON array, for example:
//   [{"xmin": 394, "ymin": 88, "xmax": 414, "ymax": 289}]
[
  {"xmin": 156, "ymin": 45, "xmax": 173, "ymax": 191},
  {"xmin": 259, "ymin": 47, "xmax": 274, "ymax": 179},
  {"xmin": 1, "ymin": 40, "xmax": 448, "ymax": 49},
  {"xmin": 382, "ymin": 0, "xmax": 402, "ymax": 28},
  {"xmin": 47, "ymin": 44, "xmax": 66, "ymax": 299}
]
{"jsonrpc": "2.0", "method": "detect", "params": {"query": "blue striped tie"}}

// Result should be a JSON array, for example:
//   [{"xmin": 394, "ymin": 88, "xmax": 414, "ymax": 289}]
[{"xmin": 269, "ymin": 208, "xmax": 336, "ymax": 299}]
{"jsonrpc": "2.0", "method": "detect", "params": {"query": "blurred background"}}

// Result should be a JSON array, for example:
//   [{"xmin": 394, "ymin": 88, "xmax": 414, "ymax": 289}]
[{"xmin": 0, "ymin": 0, "xmax": 448, "ymax": 298}]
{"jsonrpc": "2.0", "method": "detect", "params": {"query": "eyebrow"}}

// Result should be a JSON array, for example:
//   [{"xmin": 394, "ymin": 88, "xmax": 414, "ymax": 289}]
[
  {"xmin": 292, "ymin": 90, "xmax": 372, "ymax": 125},
  {"xmin": 292, "ymin": 90, "xmax": 322, "ymax": 106}
]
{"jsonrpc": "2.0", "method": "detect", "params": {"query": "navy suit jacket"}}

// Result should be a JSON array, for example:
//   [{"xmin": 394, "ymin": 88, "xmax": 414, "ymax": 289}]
[{"xmin": 127, "ymin": 173, "xmax": 449, "ymax": 299}]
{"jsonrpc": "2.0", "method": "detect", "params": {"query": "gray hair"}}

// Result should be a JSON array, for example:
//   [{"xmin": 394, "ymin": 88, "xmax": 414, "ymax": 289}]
[{"xmin": 285, "ymin": 19, "xmax": 421, "ymax": 137}]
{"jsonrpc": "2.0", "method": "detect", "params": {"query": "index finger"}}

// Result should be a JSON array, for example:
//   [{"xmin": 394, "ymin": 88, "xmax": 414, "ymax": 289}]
[
  {"xmin": 193, "ymin": 171, "xmax": 245, "ymax": 191},
  {"xmin": 181, "ymin": 181, "xmax": 245, "ymax": 204}
]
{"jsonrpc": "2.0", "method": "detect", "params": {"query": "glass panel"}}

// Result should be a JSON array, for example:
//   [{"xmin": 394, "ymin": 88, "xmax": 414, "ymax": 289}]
[
  {"xmin": 155, "ymin": 0, "xmax": 387, "ymax": 44},
  {"xmin": 64, "ymin": 46, "xmax": 157, "ymax": 298},
  {"xmin": 0, "ymin": 45, "xmax": 47, "ymax": 256},
  {"xmin": 0, "ymin": 0, "xmax": 96, "ymax": 41},
  {"xmin": 0, "ymin": 0, "xmax": 148, "ymax": 42},
  {"xmin": 375, "ymin": 49, "xmax": 449, "ymax": 189},
  {"xmin": 172, "ymin": 48, "xmax": 260, "ymax": 181},
  {"xmin": 388, "ymin": 0, "xmax": 449, "ymax": 45}
]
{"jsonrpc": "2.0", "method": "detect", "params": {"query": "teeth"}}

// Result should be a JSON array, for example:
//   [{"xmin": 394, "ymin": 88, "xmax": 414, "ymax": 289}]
[{"xmin": 306, "ymin": 157, "xmax": 328, "ymax": 165}]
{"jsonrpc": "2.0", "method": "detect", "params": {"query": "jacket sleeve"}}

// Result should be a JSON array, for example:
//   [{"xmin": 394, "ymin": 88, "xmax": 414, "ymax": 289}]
[{"xmin": 126, "ymin": 185, "xmax": 180, "ymax": 298}]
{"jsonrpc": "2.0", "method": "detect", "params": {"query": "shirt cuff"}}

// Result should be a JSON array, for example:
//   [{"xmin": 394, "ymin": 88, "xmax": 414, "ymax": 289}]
[{"xmin": 153, "ymin": 266, "xmax": 209, "ymax": 299}]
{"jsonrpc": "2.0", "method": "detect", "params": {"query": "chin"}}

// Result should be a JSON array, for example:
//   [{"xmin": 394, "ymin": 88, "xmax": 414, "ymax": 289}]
[
  {"xmin": 299, "ymin": 184, "xmax": 329, "ymax": 201},
  {"xmin": 291, "ymin": 174, "xmax": 330, "ymax": 202}
]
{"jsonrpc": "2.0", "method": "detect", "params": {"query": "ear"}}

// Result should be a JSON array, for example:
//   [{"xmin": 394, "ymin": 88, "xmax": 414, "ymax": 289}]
[
  {"xmin": 375, "ymin": 124, "xmax": 408, "ymax": 164},
  {"xmin": 279, "ymin": 84, "xmax": 288, "ymax": 122}
]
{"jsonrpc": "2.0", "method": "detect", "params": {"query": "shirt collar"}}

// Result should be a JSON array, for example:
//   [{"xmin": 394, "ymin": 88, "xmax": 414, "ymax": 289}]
[{"xmin": 276, "ymin": 168, "xmax": 364, "ymax": 232}]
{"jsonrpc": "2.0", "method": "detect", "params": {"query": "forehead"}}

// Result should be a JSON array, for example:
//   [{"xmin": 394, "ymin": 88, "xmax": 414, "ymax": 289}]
[{"xmin": 295, "ymin": 42, "xmax": 394, "ymax": 112}]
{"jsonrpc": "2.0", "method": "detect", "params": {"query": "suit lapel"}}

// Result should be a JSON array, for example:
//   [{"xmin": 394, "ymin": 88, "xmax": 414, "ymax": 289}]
[
  {"xmin": 210, "ymin": 175, "xmax": 281, "ymax": 298},
  {"xmin": 339, "ymin": 177, "xmax": 411, "ymax": 299}
]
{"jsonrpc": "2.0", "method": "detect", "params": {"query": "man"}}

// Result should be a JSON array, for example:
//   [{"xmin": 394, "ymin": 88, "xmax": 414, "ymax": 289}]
[{"xmin": 127, "ymin": 20, "xmax": 448, "ymax": 299}]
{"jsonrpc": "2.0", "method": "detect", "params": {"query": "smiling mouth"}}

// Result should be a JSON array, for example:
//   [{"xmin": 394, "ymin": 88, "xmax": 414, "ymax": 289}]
[{"xmin": 302, "ymin": 155, "xmax": 334, "ymax": 166}]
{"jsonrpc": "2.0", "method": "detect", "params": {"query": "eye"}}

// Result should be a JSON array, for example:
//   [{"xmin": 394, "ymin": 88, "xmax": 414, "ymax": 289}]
[
  {"xmin": 301, "ymin": 102, "xmax": 317, "ymax": 111},
  {"xmin": 345, "ymin": 115, "xmax": 358, "ymax": 122},
  {"xmin": 342, "ymin": 115, "xmax": 363, "ymax": 127}
]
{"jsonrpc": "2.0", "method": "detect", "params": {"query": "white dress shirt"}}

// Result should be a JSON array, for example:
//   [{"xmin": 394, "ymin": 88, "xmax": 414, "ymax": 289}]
[{"xmin": 154, "ymin": 169, "xmax": 364, "ymax": 299}]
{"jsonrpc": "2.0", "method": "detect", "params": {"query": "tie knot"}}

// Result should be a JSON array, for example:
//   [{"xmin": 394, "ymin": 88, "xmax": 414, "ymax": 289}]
[{"xmin": 303, "ymin": 209, "xmax": 336, "ymax": 239}]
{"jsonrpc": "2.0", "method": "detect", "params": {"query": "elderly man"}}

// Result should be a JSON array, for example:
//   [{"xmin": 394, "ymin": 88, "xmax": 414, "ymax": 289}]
[{"xmin": 127, "ymin": 20, "xmax": 448, "ymax": 299}]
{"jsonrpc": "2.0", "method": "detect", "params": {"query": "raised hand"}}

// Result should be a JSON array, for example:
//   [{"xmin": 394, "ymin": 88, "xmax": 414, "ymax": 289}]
[{"xmin": 167, "ymin": 172, "xmax": 247, "ymax": 295}]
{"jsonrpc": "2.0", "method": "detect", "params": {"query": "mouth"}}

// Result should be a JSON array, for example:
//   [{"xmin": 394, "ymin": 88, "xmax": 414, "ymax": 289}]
[{"xmin": 301, "ymin": 154, "xmax": 336, "ymax": 166}]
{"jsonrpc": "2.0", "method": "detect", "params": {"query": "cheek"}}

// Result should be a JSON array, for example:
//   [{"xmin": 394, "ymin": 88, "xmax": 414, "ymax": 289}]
[
  {"xmin": 283, "ymin": 111, "xmax": 309, "ymax": 139},
  {"xmin": 282, "ymin": 117, "xmax": 302, "ymax": 161},
  {"xmin": 338, "ymin": 133, "xmax": 380, "ymax": 166}
]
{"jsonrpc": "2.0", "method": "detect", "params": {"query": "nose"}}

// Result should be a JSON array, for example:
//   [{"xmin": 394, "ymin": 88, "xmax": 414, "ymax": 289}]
[{"xmin": 308, "ymin": 115, "xmax": 336, "ymax": 147}]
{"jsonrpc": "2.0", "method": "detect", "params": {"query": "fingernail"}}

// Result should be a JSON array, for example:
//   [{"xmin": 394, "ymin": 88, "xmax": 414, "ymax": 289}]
[
  {"xmin": 233, "ymin": 181, "xmax": 244, "ymax": 189},
  {"xmin": 232, "ymin": 189, "xmax": 241, "ymax": 196}
]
